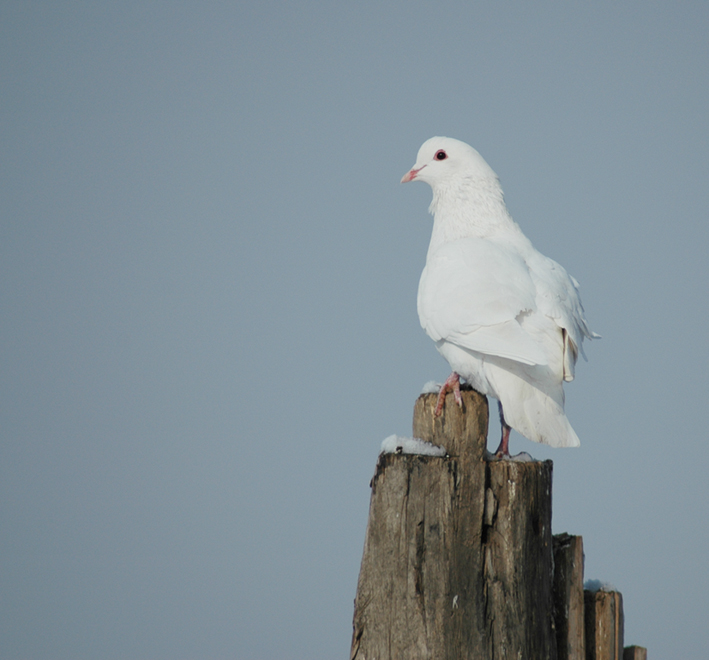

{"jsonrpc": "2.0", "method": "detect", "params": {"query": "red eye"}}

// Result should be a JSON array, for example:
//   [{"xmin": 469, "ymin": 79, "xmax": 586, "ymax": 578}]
[{"xmin": 435, "ymin": 150, "xmax": 447, "ymax": 161}]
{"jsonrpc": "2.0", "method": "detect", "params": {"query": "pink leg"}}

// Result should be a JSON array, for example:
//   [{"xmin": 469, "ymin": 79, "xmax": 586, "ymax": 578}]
[
  {"xmin": 434, "ymin": 372, "xmax": 463, "ymax": 417},
  {"xmin": 494, "ymin": 401, "xmax": 511, "ymax": 457}
]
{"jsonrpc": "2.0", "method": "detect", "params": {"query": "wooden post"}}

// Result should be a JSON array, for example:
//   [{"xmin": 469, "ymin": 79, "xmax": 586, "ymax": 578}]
[
  {"xmin": 622, "ymin": 646, "xmax": 647, "ymax": 660},
  {"xmin": 483, "ymin": 459, "xmax": 555, "ymax": 658},
  {"xmin": 553, "ymin": 534, "xmax": 586, "ymax": 660},
  {"xmin": 584, "ymin": 590, "xmax": 624, "ymax": 660},
  {"xmin": 350, "ymin": 389, "xmax": 557, "ymax": 659}
]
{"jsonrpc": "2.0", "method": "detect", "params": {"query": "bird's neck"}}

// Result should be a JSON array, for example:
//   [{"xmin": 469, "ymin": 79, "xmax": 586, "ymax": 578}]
[{"xmin": 427, "ymin": 176, "xmax": 522, "ymax": 254}]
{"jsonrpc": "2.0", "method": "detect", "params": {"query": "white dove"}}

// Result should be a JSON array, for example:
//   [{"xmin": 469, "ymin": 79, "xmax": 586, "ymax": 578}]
[{"xmin": 402, "ymin": 137, "xmax": 598, "ymax": 456}]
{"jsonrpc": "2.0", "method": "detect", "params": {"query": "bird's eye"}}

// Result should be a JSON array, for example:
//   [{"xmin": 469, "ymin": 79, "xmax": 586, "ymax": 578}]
[{"xmin": 435, "ymin": 150, "xmax": 447, "ymax": 161}]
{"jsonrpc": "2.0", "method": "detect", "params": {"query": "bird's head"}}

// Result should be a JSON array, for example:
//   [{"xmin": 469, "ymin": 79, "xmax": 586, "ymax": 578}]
[{"xmin": 401, "ymin": 136, "xmax": 498, "ymax": 189}]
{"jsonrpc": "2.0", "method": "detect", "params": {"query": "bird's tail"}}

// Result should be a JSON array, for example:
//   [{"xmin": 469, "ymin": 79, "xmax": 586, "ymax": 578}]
[{"xmin": 500, "ymin": 383, "xmax": 581, "ymax": 448}]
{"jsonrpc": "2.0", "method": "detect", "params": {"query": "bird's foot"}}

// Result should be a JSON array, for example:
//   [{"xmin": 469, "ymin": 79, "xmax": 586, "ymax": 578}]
[{"xmin": 434, "ymin": 372, "xmax": 463, "ymax": 417}]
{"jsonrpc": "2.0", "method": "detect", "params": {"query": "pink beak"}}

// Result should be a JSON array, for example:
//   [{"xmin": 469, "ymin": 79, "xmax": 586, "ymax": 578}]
[{"xmin": 401, "ymin": 165, "xmax": 424, "ymax": 183}]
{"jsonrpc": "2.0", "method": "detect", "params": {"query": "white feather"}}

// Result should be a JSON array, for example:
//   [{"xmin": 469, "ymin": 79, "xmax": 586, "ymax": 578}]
[{"xmin": 404, "ymin": 137, "xmax": 598, "ymax": 448}]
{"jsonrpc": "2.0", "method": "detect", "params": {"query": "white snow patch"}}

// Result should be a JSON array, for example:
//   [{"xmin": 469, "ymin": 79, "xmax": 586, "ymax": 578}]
[
  {"xmin": 381, "ymin": 434, "xmax": 447, "ymax": 457},
  {"xmin": 420, "ymin": 380, "xmax": 442, "ymax": 394},
  {"xmin": 584, "ymin": 579, "xmax": 618, "ymax": 593},
  {"xmin": 510, "ymin": 452, "xmax": 535, "ymax": 462},
  {"xmin": 484, "ymin": 450, "xmax": 537, "ymax": 462}
]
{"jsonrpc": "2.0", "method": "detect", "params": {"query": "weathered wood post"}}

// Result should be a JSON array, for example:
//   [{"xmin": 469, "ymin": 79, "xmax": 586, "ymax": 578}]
[
  {"xmin": 622, "ymin": 646, "xmax": 647, "ymax": 660},
  {"xmin": 584, "ymin": 589, "xmax": 624, "ymax": 660},
  {"xmin": 350, "ymin": 389, "xmax": 557, "ymax": 659},
  {"xmin": 553, "ymin": 534, "xmax": 586, "ymax": 660}
]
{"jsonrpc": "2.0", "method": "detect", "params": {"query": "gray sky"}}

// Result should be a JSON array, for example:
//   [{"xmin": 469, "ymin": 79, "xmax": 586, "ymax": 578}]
[{"xmin": 2, "ymin": 2, "xmax": 708, "ymax": 658}]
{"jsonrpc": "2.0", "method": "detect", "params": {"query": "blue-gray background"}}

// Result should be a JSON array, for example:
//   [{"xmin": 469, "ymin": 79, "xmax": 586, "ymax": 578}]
[{"xmin": 2, "ymin": 2, "xmax": 708, "ymax": 658}]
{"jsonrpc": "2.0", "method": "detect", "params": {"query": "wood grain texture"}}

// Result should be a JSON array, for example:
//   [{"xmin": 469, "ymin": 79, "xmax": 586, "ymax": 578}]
[
  {"xmin": 584, "ymin": 590, "xmax": 624, "ymax": 660},
  {"xmin": 483, "ymin": 459, "xmax": 556, "ymax": 659},
  {"xmin": 351, "ymin": 391, "xmax": 557, "ymax": 659},
  {"xmin": 553, "ymin": 533, "xmax": 586, "ymax": 660}
]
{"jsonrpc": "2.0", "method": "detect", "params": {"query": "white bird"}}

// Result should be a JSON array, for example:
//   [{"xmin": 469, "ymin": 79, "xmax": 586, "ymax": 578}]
[{"xmin": 402, "ymin": 137, "xmax": 598, "ymax": 456}]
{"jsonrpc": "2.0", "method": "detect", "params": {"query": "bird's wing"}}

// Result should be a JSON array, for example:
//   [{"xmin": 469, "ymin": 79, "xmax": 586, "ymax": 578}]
[
  {"xmin": 526, "ymin": 252, "xmax": 598, "ymax": 380},
  {"xmin": 417, "ymin": 238, "xmax": 548, "ymax": 365}
]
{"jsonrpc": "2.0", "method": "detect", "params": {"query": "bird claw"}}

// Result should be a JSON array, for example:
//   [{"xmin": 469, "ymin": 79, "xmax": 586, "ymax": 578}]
[{"xmin": 434, "ymin": 372, "xmax": 462, "ymax": 417}]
